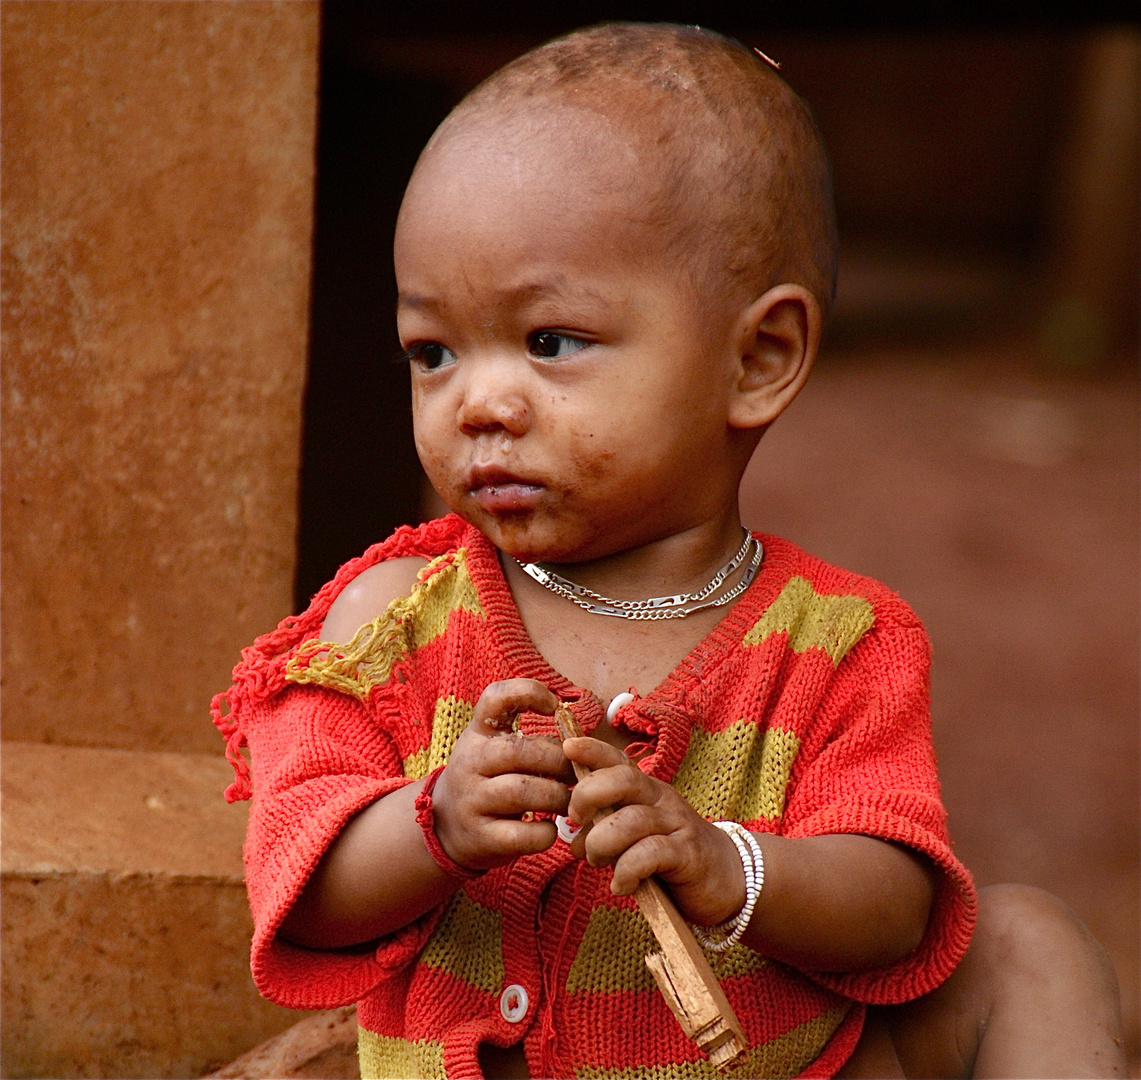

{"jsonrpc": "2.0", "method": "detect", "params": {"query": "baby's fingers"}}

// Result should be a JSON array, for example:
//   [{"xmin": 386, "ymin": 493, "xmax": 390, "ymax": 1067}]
[
  {"xmin": 563, "ymin": 735, "xmax": 630, "ymax": 772},
  {"xmin": 480, "ymin": 817, "xmax": 559, "ymax": 859},
  {"xmin": 473, "ymin": 679, "xmax": 559, "ymax": 734},
  {"xmin": 566, "ymin": 757, "xmax": 654, "ymax": 828},
  {"xmin": 608, "ymin": 833, "xmax": 682, "ymax": 895},
  {"xmin": 477, "ymin": 772, "xmax": 571, "ymax": 819},
  {"xmin": 475, "ymin": 726, "xmax": 569, "ymax": 781}
]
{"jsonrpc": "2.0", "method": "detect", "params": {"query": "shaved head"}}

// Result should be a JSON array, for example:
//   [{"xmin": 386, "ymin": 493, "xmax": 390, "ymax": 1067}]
[{"xmin": 420, "ymin": 22, "xmax": 837, "ymax": 318}]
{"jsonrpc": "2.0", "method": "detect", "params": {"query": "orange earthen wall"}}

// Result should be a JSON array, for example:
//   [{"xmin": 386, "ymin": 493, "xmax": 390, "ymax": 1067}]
[{"xmin": 1, "ymin": 1, "xmax": 319, "ymax": 752}]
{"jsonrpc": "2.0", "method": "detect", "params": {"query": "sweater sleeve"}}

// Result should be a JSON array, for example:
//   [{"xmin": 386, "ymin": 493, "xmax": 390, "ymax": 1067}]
[
  {"xmin": 239, "ymin": 681, "xmax": 446, "ymax": 1010},
  {"xmin": 208, "ymin": 520, "xmax": 476, "ymax": 1009},
  {"xmin": 778, "ymin": 622, "xmax": 977, "ymax": 1004}
]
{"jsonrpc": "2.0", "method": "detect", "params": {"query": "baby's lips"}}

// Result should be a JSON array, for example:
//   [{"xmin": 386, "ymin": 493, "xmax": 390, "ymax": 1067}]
[{"xmin": 470, "ymin": 482, "xmax": 543, "ymax": 515}]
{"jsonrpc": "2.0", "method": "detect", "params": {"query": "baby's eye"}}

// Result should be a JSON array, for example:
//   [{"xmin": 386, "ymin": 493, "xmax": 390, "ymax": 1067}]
[
  {"xmin": 400, "ymin": 342, "xmax": 457, "ymax": 371},
  {"xmin": 527, "ymin": 331, "xmax": 587, "ymax": 359}
]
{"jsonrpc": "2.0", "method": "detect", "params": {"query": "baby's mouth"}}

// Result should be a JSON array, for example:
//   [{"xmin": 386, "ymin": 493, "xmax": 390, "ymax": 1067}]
[
  {"xmin": 471, "ymin": 483, "xmax": 543, "ymax": 514},
  {"xmin": 470, "ymin": 482, "xmax": 544, "ymax": 515},
  {"xmin": 468, "ymin": 466, "xmax": 544, "ymax": 515}
]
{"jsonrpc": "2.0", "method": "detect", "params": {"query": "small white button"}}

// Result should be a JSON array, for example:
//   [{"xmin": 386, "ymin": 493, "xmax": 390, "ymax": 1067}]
[
  {"xmin": 499, "ymin": 983, "xmax": 529, "ymax": 1023},
  {"xmin": 606, "ymin": 692, "xmax": 635, "ymax": 722},
  {"xmin": 556, "ymin": 814, "xmax": 582, "ymax": 844}
]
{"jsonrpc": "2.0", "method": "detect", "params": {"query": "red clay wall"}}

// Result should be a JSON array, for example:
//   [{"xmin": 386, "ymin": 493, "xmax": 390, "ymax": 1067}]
[
  {"xmin": 1, "ymin": 1, "xmax": 317, "ymax": 753},
  {"xmin": 2, "ymin": 5, "xmax": 320, "ymax": 1075}
]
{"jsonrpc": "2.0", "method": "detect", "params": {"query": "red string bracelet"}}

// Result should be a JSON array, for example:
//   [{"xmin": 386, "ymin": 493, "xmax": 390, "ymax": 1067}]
[{"xmin": 414, "ymin": 766, "xmax": 486, "ymax": 879}]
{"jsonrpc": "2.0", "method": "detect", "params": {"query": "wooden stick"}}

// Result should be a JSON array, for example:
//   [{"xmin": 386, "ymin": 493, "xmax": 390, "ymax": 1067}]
[{"xmin": 555, "ymin": 704, "xmax": 748, "ymax": 1071}]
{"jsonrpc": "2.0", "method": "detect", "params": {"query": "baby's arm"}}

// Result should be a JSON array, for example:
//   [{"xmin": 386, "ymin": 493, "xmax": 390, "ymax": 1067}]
[
  {"xmin": 280, "ymin": 654, "xmax": 570, "ymax": 948},
  {"xmin": 565, "ymin": 738, "xmax": 935, "ymax": 973}
]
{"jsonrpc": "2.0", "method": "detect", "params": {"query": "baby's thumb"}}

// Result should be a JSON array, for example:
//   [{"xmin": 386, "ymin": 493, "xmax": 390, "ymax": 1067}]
[{"xmin": 471, "ymin": 678, "xmax": 559, "ymax": 734}]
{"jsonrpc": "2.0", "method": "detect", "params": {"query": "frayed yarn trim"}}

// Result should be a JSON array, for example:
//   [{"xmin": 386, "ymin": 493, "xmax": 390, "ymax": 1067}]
[
  {"xmin": 212, "ymin": 515, "xmax": 468, "ymax": 801},
  {"xmin": 211, "ymin": 689, "xmax": 252, "ymax": 802},
  {"xmin": 285, "ymin": 549, "xmax": 474, "ymax": 701}
]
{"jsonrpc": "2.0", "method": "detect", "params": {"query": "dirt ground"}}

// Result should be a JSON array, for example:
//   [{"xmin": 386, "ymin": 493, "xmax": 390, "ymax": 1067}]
[{"xmin": 740, "ymin": 334, "xmax": 1140, "ymax": 1070}]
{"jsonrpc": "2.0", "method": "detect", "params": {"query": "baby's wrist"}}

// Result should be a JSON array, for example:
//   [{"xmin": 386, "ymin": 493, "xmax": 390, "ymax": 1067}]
[
  {"xmin": 414, "ymin": 766, "xmax": 486, "ymax": 879},
  {"xmin": 693, "ymin": 821, "xmax": 765, "ymax": 952},
  {"xmin": 703, "ymin": 819, "xmax": 748, "ymax": 921}
]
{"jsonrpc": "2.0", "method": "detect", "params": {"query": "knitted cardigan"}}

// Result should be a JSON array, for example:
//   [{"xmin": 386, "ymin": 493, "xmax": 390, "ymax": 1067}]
[{"xmin": 214, "ymin": 516, "xmax": 976, "ymax": 1080}]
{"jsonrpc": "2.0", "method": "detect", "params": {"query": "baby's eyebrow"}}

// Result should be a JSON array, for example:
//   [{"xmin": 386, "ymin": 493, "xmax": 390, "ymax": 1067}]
[
  {"xmin": 397, "ymin": 292, "xmax": 441, "ymax": 312},
  {"xmin": 502, "ymin": 278, "xmax": 606, "ymax": 307},
  {"xmin": 399, "ymin": 279, "xmax": 607, "ymax": 312}
]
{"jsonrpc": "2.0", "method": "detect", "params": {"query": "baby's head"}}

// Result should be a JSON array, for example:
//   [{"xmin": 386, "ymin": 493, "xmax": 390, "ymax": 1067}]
[
  {"xmin": 395, "ymin": 23, "xmax": 837, "ymax": 562},
  {"xmin": 407, "ymin": 23, "xmax": 836, "ymax": 319}
]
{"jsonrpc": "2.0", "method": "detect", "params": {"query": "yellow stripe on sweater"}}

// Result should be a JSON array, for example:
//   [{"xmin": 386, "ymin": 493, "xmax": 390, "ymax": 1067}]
[
  {"xmin": 407, "ymin": 549, "xmax": 483, "ymax": 646},
  {"xmin": 566, "ymin": 905, "xmax": 766, "ymax": 994},
  {"xmin": 285, "ymin": 549, "xmax": 483, "ymax": 700},
  {"xmin": 574, "ymin": 1006, "xmax": 849, "ymax": 1080},
  {"xmin": 420, "ymin": 891, "xmax": 505, "ymax": 994},
  {"xmin": 743, "ymin": 577, "xmax": 874, "ymax": 665},
  {"xmin": 708, "ymin": 943, "xmax": 769, "ymax": 981},
  {"xmin": 357, "ymin": 1029, "xmax": 445, "ymax": 1080},
  {"xmin": 566, "ymin": 905, "xmax": 657, "ymax": 993},
  {"xmin": 674, "ymin": 721, "xmax": 802, "ymax": 824},
  {"xmin": 404, "ymin": 696, "xmax": 475, "ymax": 780}
]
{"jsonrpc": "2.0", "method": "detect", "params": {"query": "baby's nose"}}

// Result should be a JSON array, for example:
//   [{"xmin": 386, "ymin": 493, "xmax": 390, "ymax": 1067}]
[{"xmin": 457, "ymin": 365, "xmax": 530, "ymax": 436}]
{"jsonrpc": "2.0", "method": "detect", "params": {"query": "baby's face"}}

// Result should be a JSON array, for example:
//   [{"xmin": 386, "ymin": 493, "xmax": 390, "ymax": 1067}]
[{"xmin": 395, "ymin": 104, "xmax": 746, "ymax": 563}]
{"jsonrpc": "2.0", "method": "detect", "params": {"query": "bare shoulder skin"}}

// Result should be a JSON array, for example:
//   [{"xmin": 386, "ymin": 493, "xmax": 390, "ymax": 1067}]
[{"xmin": 317, "ymin": 556, "xmax": 428, "ymax": 643}]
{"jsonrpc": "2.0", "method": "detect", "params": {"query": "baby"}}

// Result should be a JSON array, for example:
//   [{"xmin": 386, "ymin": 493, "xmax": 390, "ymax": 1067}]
[{"xmin": 215, "ymin": 23, "xmax": 1125, "ymax": 1079}]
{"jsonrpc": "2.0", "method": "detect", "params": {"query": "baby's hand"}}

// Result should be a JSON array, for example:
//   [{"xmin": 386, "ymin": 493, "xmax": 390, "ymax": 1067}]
[
  {"xmin": 431, "ymin": 679, "xmax": 571, "ymax": 872},
  {"xmin": 564, "ymin": 738, "xmax": 745, "ymax": 928}
]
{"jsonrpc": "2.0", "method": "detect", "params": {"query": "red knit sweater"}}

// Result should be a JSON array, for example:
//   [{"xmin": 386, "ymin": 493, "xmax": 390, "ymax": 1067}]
[{"xmin": 214, "ymin": 516, "xmax": 975, "ymax": 1079}]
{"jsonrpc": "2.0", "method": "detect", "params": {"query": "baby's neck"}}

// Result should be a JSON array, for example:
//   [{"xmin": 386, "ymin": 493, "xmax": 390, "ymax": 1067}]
[
  {"xmin": 501, "ymin": 518, "xmax": 753, "ymax": 704},
  {"xmin": 525, "ymin": 515, "xmax": 748, "ymax": 606}
]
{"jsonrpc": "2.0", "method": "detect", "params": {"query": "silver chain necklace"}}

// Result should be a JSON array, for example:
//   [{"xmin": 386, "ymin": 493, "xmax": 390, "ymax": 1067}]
[{"xmin": 513, "ymin": 531, "xmax": 763, "ymax": 620}]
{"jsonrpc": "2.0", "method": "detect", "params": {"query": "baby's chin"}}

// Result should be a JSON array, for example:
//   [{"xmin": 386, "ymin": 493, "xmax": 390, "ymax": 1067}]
[
  {"xmin": 473, "ymin": 518, "xmax": 564, "ymax": 566},
  {"xmin": 447, "ymin": 506, "xmax": 583, "ymax": 566},
  {"xmin": 441, "ymin": 487, "xmax": 648, "ymax": 566}
]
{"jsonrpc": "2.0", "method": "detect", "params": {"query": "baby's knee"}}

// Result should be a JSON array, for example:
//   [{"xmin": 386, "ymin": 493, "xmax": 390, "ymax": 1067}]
[
  {"xmin": 957, "ymin": 885, "xmax": 1128, "ymax": 1077},
  {"xmin": 975, "ymin": 884, "xmax": 1119, "ymax": 996}
]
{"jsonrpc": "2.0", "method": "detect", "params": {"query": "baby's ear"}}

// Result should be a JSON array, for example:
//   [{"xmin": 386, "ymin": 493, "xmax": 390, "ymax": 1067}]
[{"xmin": 727, "ymin": 284, "xmax": 821, "ymax": 431}]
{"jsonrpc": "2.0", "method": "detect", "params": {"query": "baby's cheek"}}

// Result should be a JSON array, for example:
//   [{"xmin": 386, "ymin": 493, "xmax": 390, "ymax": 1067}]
[
  {"xmin": 420, "ymin": 454, "xmax": 461, "ymax": 501},
  {"xmin": 578, "ymin": 446, "xmax": 616, "ymax": 483}
]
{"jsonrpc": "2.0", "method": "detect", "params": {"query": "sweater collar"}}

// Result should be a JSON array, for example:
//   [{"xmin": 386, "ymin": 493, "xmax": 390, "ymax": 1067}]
[{"xmin": 457, "ymin": 519, "xmax": 799, "ymax": 785}]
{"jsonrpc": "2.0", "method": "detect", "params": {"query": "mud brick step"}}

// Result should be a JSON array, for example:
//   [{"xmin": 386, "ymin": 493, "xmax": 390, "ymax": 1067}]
[{"xmin": 1, "ymin": 742, "xmax": 305, "ymax": 1079}]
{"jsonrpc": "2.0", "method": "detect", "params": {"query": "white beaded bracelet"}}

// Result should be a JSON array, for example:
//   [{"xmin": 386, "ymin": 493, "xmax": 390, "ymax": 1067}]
[{"xmin": 692, "ymin": 820, "xmax": 765, "ymax": 953}]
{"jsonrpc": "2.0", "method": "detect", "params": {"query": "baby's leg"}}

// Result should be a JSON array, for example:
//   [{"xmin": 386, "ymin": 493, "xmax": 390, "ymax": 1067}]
[
  {"xmin": 884, "ymin": 883, "xmax": 1126, "ymax": 1078},
  {"xmin": 834, "ymin": 1009, "xmax": 906, "ymax": 1078}
]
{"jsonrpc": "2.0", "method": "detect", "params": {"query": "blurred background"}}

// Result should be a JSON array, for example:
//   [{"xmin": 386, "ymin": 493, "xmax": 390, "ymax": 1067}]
[{"xmin": 3, "ymin": 2, "xmax": 1137, "ymax": 1076}]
